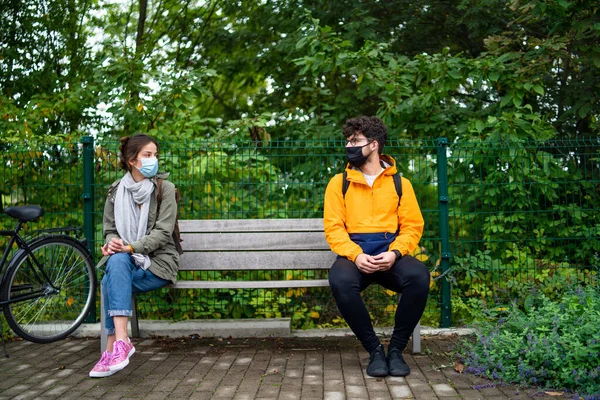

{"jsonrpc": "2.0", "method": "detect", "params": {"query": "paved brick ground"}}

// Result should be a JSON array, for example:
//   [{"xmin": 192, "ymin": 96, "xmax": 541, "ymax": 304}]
[{"xmin": 0, "ymin": 335, "xmax": 568, "ymax": 399}]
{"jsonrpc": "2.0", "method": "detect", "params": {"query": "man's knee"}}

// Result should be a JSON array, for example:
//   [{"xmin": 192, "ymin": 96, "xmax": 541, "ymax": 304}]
[
  {"xmin": 328, "ymin": 269, "xmax": 351, "ymax": 293},
  {"xmin": 328, "ymin": 259, "xmax": 360, "ymax": 296},
  {"xmin": 402, "ymin": 256, "xmax": 430, "ymax": 292}
]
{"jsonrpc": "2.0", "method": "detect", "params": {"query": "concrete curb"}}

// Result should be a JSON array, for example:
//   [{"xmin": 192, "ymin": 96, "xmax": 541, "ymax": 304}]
[
  {"xmin": 292, "ymin": 326, "xmax": 474, "ymax": 337},
  {"xmin": 72, "ymin": 319, "xmax": 474, "ymax": 339},
  {"xmin": 72, "ymin": 318, "xmax": 293, "ymax": 339}
]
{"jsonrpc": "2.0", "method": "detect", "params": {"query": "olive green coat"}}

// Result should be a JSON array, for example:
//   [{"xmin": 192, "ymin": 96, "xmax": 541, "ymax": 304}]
[{"xmin": 96, "ymin": 172, "xmax": 179, "ymax": 283}]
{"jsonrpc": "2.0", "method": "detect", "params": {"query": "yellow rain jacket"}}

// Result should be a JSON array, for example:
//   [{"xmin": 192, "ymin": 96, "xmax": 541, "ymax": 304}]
[{"xmin": 323, "ymin": 154, "xmax": 424, "ymax": 262}]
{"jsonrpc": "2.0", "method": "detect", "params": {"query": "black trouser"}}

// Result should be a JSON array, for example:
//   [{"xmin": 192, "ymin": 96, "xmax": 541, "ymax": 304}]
[{"xmin": 328, "ymin": 255, "xmax": 430, "ymax": 353}]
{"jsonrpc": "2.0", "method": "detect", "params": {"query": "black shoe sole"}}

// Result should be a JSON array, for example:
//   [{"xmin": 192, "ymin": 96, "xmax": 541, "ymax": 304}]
[
  {"xmin": 388, "ymin": 369, "xmax": 410, "ymax": 377},
  {"xmin": 366, "ymin": 370, "xmax": 389, "ymax": 377}
]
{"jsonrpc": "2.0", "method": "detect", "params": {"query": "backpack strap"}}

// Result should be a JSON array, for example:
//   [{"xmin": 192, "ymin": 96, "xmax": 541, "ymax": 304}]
[
  {"xmin": 155, "ymin": 178, "xmax": 184, "ymax": 255},
  {"xmin": 156, "ymin": 178, "xmax": 163, "ymax": 206},
  {"xmin": 342, "ymin": 171, "xmax": 350, "ymax": 197},
  {"xmin": 393, "ymin": 173, "xmax": 402, "ymax": 201},
  {"xmin": 342, "ymin": 171, "xmax": 402, "ymax": 204}
]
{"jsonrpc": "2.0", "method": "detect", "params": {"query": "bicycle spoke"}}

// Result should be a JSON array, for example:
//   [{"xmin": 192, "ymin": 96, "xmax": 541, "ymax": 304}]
[
  {"xmin": 54, "ymin": 250, "xmax": 86, "ymax": 288},
  {"xmin": 2, "ymin": 236, "xmax": 95, "ymax": 343}
]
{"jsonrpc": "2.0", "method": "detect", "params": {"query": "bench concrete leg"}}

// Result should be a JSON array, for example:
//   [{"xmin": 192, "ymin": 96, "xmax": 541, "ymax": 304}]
[
  {"xmin": 412, "ymin": 321, "xmax": 421, "ymax": 353},
  {"xmin": 100, "ymin": 285, "xmax": 107, "ymax": 353},
  {"xmin": 131, "ymin": 295, "xmax": 139, "ymax": 338}
]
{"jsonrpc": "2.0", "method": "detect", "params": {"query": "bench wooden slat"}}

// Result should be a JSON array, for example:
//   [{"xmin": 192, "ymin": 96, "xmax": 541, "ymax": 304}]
[
  {"xmin": 100, "ymin": 218, "xmax": 423, "ymax": 355},
  {"xmin": 181, "ymin": 231, "xmax": 329, "ymax": 252},
  {"xmin": 169, "ymin": 279, "xmax": 330, "ymax": 289},
  {"xmin": 179, "ymin": 218, "xmax": 324, "ymax": 233},
  {"xmin": 180, "ymin": 251, "xmax": 337, "ymax": 270}
]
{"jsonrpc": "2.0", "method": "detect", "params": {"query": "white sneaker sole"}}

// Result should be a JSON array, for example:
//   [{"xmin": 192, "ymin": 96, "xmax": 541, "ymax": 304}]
[
  {"xmin": 89, "ymin": 368, "xmax": 117, "ymax": 378},
  {"xmin": 108, "ymin": 346, "xmax": 136, "ymax": 372}
]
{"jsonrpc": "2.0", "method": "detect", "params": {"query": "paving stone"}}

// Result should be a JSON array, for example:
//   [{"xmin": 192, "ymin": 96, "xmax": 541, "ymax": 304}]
[
  {"xmin": 324, "ymin": 392, "xmax": 345, "ymax": 400},
  {"xmin": 256, "ymin": 383, "xmax": 281, "ymax": 398},
  {"xmin": 213, "ymin": 385, "xmax": 238, "ymax": 398},
  {"xmin": 389, "ymin": 385, "xmax": 413, "ymax": 398},
  {"xmin": 303, "ymin": 373, "xmax": 323, "ymax": 385},
  {"xmin": 0, "ymin": 336, "xmax": 538, "ymax": 400},
  {"xmin": 278, "ymin": 391, "xmax": 302, "ymax": 400},
  {"xmin": 457, "ymin": 390, "xmax": 486, "ymax": 400},
  {"xmin": 369, "ymin": 393, "xmax": 393, "ymax": 400},
  {"xmin": 1, "ymin": 384, "xmax": 36, "ymax": 397},
  {"xmin": 43, "ymin": 383, "xmax": 71, "ymax": 396},
  {"xmin": 432, "ymin": 383, "xmax": 460, "ymax": 397},
  {"xmin": 0, "ymin": 377, "xmax": 24, "ymax": 390},
  {"xmin": 285, "ymin": 369, "xmax": 303, "ymax": 378},
  {"xmin": 301, "ymin": 385, "xmax": 324, "ymax": 399},
  {"xmin": 346, "ymin": 385, "xmax": 368, "ymax": 397},
  {"xmin": 189, "ymin": 392, "xmax": 215, "ymax": 400},
  {"xmin": 232, "ymin": 394, "xmax": 257, "ymax": 400},
  {"xmin": 366, "ymin": 379, "xmax": 389, "ymax": 392},
  {"xmin": 325, "ymin": 379, "xmax": 345, "ymax": 391},
  {"xmin": 11, "ymin": 390, "xmax": 43, "ymax": 400}
]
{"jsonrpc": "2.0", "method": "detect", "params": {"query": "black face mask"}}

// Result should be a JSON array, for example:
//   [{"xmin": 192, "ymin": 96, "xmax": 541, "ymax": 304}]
[{"xmin": 346, "ymin": 142, "xmax": 372, "ymax": 168}]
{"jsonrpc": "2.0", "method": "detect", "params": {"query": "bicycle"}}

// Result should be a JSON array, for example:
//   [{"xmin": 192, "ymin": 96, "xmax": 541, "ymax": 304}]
[{"xmin": 0, "ymin": 205, "xmax": 97, "ymax": 354}]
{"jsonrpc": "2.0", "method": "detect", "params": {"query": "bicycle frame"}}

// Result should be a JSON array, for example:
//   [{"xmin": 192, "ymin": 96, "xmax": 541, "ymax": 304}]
[{"xmin": 0, "ymin": 221, "xmax": 57, "ymax": 307}]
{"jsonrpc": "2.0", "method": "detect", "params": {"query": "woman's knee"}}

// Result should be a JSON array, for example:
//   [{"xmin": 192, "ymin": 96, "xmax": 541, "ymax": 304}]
[{"xmin": 105, "ymin": 253, "xmax": 132, "ymax": 274}]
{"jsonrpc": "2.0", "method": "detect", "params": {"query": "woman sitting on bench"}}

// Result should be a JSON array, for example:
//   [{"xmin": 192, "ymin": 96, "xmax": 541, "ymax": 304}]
[{"xmin": 89, "ymin": 133, "xmax": 179, "ymax": 378}]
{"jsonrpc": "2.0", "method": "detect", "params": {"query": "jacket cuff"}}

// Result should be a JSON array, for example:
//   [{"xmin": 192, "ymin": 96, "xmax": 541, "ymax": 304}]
[
  {"xmin": 390, "ymin": 246, "xmax": 407, "ymax": 257},
  {"xmin": 348, "ymin": 251, "xmax": 362, "ymax": 263},
  {"xmin": 105, "ymin": 234, "xmax": 119, "ymax": 244},
  {"xmin": 129, "ymin": 240, "xmax": 144, "ymax": 254}
]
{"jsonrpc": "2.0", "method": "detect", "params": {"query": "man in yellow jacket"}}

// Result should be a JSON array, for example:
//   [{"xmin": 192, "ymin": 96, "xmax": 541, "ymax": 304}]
[{"xmin": 324, "ymin": 116, "xmax": 430, "ymax": 377}]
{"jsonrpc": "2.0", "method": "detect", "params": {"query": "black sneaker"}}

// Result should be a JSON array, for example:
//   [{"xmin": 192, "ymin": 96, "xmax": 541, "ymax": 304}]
[
  {"xmin": 387, "ymin": 347, "xmax": 410, "ymax": 376},
  {"xmin": 366, "ymin": 345, "xmax": 388, "ymax": 377}
]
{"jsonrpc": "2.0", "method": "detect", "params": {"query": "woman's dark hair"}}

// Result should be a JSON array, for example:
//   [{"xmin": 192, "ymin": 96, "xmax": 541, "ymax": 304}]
[
  {"xmin": 342, "ymin": 116, "xmax": 388, "ymax": 154},
  {"xmin": 118, "ymin": 134, "xmax": 159, "ymax": 172}
]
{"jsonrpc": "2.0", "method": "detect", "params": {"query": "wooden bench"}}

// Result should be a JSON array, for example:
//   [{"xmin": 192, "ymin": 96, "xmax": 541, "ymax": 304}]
[{"xmin": 100, "ymin": 218, "xmax": 421, "ymax": 352}]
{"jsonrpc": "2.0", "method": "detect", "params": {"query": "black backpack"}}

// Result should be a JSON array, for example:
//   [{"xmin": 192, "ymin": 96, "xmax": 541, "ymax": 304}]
[
  {"xmin": 156, "ymin": 179, "xmax": 184, "ymax": 255},
  {"xmin": 342, "ymin": 171, "xmax": 402, "ymax": 203}
]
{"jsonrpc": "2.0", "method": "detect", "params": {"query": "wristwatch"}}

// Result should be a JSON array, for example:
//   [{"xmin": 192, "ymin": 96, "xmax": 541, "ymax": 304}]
[{"xmin": 392, "ymin": 250, "xmax": 402, "ymax": 260}]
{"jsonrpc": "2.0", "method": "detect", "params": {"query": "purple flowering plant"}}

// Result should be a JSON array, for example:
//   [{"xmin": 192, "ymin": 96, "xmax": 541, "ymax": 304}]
[{"xmin": 455, "ymin": 285, "xmax": 600, "ymax": 396}]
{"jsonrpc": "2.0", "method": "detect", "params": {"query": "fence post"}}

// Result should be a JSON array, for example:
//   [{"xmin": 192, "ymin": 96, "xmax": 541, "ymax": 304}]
[
  {"xmin": 436, "ymin": 138, "xmax": 452, "ymax": 328},
  {"xmin": 81, "ymin": 136, "xmax": 96, "ymax": 322}
]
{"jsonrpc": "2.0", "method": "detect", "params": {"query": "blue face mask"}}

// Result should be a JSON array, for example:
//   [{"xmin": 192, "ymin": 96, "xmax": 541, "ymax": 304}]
[{"xmin": 136, "ymin": 157, "xmax": 159, "ymax": 178}]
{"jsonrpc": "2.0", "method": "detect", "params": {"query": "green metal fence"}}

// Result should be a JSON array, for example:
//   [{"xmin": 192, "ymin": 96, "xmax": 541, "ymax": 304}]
[
  {"xmin": 444, "ymin": 138, "xmax": 599, "ymax": 325},
  {"xmin": 1, "ymin": 137, "xmax": 598, "ymax": 329}
]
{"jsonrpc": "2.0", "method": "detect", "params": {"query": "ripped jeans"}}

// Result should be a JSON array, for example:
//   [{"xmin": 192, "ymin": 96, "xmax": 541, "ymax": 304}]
[{"xmin": 102, "ymin": 253, "xmax": 168, "ymax": 335}]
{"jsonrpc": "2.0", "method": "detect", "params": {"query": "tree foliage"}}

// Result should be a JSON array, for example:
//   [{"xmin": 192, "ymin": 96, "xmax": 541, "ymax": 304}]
[
  {"xmin": 1, "ymin": 0, "xmax": 597, "ymax": 142},
  {"xmin": 0, "ymin": 0, "xmax": 598, "ymax": 330}
]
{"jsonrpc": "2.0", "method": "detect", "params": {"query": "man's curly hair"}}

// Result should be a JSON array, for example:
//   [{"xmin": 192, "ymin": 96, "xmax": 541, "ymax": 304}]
[{"xmin": 342, "ymin": 116, "xmax": 388, "ymax": 154}]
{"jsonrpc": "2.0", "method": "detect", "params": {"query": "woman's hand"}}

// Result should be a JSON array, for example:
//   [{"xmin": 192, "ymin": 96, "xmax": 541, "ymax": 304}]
[{"xmin": 103, "ymin": 238, "xmax": 130, "ymax": 255}]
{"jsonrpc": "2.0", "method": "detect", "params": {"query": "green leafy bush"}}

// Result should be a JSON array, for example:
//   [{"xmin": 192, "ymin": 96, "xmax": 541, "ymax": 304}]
[{"xmin": 455, "ymin": 285, "xmax": 600, "ymax": 396}]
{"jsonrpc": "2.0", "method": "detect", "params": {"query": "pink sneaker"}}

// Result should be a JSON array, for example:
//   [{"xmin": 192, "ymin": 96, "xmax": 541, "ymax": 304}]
[
  {"xmin": 108, "ymin": 339, "xmax": 135, "ymax": 372},
  {"xmin": 89, "ymin": 351, "xmax": 114, "ymax": 378}
]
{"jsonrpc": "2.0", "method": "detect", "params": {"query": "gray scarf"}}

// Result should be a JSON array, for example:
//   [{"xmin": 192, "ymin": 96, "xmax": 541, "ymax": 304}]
[{"xmin": 114, "ymin": 172, "xmax": 154, "ymax": 269}]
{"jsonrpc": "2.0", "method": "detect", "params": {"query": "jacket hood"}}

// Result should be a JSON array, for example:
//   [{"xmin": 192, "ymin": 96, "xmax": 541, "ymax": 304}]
[
  {"xmin": 346, "ymin": 154, "xmax": 398, "ymax": 176},
  {"xmin": 153, "ymin": 172, "xmax": 170, "ymax": 181}
]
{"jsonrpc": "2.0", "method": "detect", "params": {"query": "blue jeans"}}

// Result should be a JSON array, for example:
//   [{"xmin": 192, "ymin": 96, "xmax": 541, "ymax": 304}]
[{"xmin": 102, "ymin": 253, "xmax": 168, "ymax": 335}]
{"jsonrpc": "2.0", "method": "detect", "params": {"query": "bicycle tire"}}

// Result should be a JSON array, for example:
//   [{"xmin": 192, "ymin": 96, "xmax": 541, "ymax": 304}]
[{"xmin": 0, "ymin": 235, "xmax": 96, "ymax": 343}]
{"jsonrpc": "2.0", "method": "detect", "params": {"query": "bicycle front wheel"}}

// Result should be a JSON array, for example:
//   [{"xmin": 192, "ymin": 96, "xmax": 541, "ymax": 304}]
[{"xmin": 0, "ymin": 235, "xmax": 96, "ymax": 343}]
